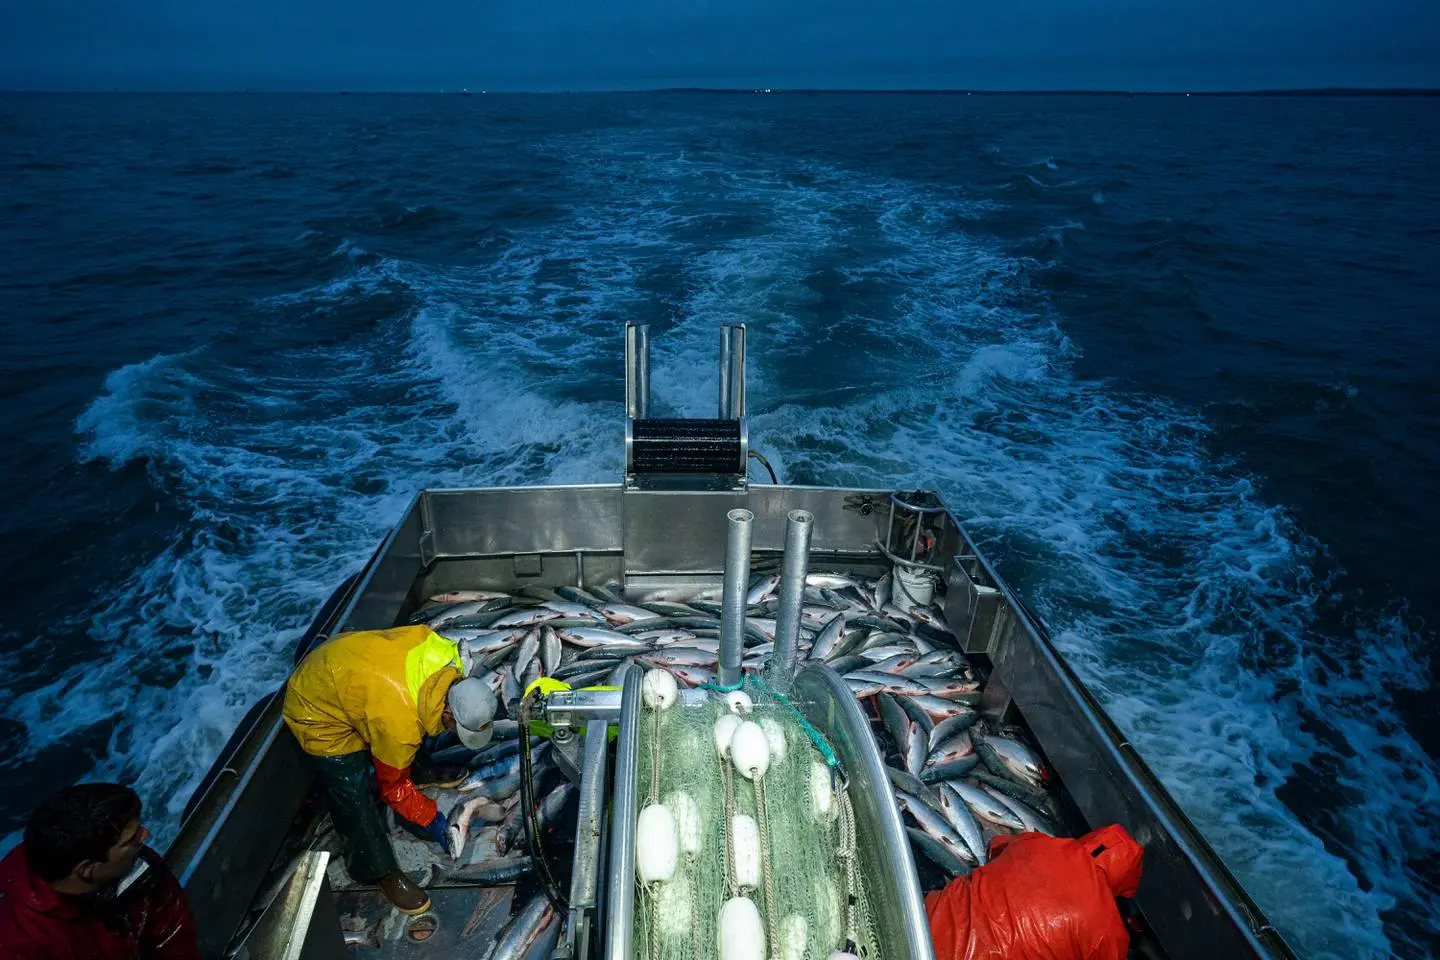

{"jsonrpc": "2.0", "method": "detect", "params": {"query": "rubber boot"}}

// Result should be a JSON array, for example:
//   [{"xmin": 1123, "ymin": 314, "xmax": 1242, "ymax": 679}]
[{"xmin": 377, "ymin": 871, "xmax": 432, "ymax": 915}]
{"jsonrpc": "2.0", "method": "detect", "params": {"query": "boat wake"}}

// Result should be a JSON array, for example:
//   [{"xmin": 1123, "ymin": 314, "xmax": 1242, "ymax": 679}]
[{"xmin": 9, "ymin": 120, "xmax": 1433, "ymax": 959}]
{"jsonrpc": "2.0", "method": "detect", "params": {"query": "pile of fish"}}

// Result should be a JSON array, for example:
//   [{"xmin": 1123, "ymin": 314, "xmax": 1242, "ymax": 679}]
[{"xmin": 408, "ymin": 566, "xmax": 1062, "ymax": 899}]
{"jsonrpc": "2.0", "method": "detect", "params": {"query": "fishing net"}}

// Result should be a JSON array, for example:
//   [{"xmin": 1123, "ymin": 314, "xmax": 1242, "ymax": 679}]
[{"xmin": 633, "ymin": 683, "xmax": 883, "ymax": 960}]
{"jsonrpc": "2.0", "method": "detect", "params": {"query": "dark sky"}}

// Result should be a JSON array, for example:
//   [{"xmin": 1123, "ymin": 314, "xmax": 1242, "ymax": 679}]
[{"xmin": 1, "ymin": 0, "xmax": 1436, "ymax": 91}]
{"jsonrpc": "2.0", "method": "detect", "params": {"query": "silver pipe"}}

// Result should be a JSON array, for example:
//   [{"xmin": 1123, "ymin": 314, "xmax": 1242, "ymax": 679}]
[
  {"xmin": 718, "ymin": 326, "xmax": 733, "ymax": 419},
  {"xmin": 718, "ymin": 324, "xmax": 746, "ymax": 419},
  {"xmin": 625, "ymin": 323, "xmax": 650, "ymax": 420},
  {"xmin": 719, "ymin": 508, "xmax": 754, "ymax": 688},
  {"xmin": 569, "ymin": 715, "xmax": 610, "ymax": 918},
  {"xmin": 771, "ymin": 509, "xmax": 814, "ymax": 690},
  {"xmin": 603, "ymin": 665, "xmax": 643, "ymax": 960}
]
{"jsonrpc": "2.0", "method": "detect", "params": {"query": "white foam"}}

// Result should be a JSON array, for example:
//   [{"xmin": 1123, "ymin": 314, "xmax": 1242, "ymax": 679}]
[
  {"xmin": 6, "ymin": 124, "xmax": 1434, "ymax": 960},
  {"xmin": 635, "ymin": 152, "xmax": 1436, "ymax": 957}
]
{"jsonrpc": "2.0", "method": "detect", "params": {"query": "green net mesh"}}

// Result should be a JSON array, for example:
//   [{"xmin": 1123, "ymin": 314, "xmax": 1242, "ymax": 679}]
[{"xmin": 633, "ymin": 684, "xmax": 883, "ymax": 960}]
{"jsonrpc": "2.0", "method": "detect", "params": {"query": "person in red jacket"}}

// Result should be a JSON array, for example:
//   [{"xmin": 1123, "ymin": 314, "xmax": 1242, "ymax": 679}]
[
  {"xmin": 926, "ymin": 823, "xmax": 1143, "ymax": 960},
  {"xmin": 0, "ymin": 782, "xmax": 197, "ymax": 959}
]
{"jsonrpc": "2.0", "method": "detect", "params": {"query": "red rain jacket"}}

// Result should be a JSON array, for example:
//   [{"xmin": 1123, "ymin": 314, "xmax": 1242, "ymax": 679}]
[
  {"xmin": 0, "ymin": 844, "xmax": 198, "ymax": 960},
  {"xmin": 926, "ymin": 824, "xmax": 1144, "ymax": 960}
]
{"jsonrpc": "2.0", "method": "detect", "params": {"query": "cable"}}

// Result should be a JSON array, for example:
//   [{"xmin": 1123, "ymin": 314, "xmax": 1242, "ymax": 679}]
[
  {"xmin": 747, "ymin": 450, "xmax": 778, "ymax": 484},
  {"xmin": 519, "ymin": 692, "xmax": 569, "ymax": 911}
]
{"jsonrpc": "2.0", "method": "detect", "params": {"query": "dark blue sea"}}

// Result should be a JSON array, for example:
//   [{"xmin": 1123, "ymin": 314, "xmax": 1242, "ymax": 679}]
[{"xmin": 1, "ymin": 92, "xmax": 1436, "ymax": 958}]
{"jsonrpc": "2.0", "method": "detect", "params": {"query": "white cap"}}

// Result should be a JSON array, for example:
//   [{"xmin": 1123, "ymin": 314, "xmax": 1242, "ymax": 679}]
[{"xmin": 448, "ymin": 677, "xmax": 497, "ymax": 749}]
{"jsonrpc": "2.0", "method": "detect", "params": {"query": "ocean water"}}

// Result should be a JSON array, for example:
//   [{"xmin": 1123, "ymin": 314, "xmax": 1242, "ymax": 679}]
[{"xmin": 1, "ymin": 91, "xmax": 1436, "ymax": 958}]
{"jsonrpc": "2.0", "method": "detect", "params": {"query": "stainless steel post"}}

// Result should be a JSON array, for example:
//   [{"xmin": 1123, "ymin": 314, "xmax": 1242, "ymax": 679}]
[
  {"xmin": 719, "ymin": 507, "xmax": 754, "ymax": 688},
  {"xmin": 771, "ymin": 508, "xmax": 814, "ymax": 690},
  {"xmin": 718, "ymin": 324, "xmax": 746, "ymax": 420},
  {"xmin": 625, "ymin": 323, "xmax": 650, "ymax": 420},
  {"xmin": 566, "ymin": 714, "xmax": 612, "ymax": 959},
  {"xmin": 603, "ymin": 665, "xmax": 643, "ymax": 960}
]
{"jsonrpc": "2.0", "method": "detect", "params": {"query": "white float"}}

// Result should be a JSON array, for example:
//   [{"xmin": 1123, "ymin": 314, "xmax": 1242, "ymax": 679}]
[
  {"xmin": 730, "ymin": 721, "xmax": 771, "ymax": 780},
  {"xmin": 718, "ymin": 897, "xmax": 765, "ymax": 960},
  {"xmin": 635, "ymin": 803, "xmax": 678, "ymax": 883},
  {"xmin": 642, "ymin": 669, "xmax": 679, "ymax": 710}
]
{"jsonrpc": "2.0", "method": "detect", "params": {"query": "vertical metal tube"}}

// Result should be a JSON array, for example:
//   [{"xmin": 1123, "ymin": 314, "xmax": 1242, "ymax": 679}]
[
  {"xmin": 718, "ymin": 324, "xmax": 746, "ymax": 419},
  {"xmin": 771, "ymin": 509, "xmax": 814, "ymax": 690},
  {"xmin": 604, "ymin": 665, "xmax": 643, "ymax": 960},
  {"xmin": 719, "ymin": 508, "xmax": 754, "ymax": 688},
  {"xmin": 718, "ymin": 326, "xmax": 734, "ymax": 419},
  {"xmin": 625, "ymin": 323, "xmax": 650, "ymax": 420}
]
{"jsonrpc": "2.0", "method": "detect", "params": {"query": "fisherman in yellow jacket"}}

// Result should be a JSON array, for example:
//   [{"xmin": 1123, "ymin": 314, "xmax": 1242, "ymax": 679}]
[{"xmin": 282, "ymin": 625, "xmax": 496, "ymax": 915}]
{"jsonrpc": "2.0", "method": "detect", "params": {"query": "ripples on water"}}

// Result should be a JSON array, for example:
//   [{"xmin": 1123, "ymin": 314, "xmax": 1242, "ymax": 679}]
[{"xmin": 0, "ymin": 92, "xmax": 1436, "ymax": 958}]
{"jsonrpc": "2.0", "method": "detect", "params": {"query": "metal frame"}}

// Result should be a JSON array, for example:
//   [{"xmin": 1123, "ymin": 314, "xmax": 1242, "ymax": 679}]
[
  {"xmin": 165, "ymin": 479, "xmax": 1296, "ymax": 960},
  {"xmin": 792, "ymin": 665, "xmax": 935, "ymax": 960}
]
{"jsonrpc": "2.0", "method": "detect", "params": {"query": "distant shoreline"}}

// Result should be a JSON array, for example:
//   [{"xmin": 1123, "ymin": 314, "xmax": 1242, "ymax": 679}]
[{"xmin": 4, "ymin": 87, "xmax": 1438, "ymax": 97}]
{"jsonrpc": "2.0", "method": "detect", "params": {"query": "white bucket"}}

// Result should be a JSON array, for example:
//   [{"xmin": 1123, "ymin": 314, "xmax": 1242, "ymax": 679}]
[{"xmin": 893, "ymin": 565, "xmax": 937, "ymax": 609}]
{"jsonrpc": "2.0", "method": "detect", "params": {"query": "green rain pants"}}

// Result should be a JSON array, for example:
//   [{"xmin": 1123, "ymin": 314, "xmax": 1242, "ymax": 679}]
[{"xmin": 312, "ymin": 751, "xmax": 399, "ymax": 883}]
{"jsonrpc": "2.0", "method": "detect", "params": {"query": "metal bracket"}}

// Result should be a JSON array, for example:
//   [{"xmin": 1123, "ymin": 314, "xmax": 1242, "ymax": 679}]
[
  {"xmin": 418, "ymin": 493, "xmax": 437, "ymax": 569},
  {"xmin": 544, "ymin": 689, "xmax": 624, "ymax": 730}
]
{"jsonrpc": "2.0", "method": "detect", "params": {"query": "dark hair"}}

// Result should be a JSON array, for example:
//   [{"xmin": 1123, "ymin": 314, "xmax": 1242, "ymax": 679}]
[{"xmin": 23, "ymin": 783, "xmax": 142, "ymax": 882}]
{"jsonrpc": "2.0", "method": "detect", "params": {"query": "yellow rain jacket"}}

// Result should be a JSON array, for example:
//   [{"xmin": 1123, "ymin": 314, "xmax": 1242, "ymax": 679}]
[{"xmin": 282, "ymin": 625, "xmax": 462, "ymax": 827}]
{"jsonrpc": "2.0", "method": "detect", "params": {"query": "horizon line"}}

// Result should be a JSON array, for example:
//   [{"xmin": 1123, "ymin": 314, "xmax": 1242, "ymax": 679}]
[{"xmin": 3, "ymin": 85, "xmax": 1439, "ymax": 97}]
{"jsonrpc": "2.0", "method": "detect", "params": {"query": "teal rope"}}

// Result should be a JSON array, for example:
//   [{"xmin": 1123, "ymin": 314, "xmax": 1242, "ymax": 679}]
[
  {"xmin": 745, "ymin": 674, "xmax": 842, "ymax": 772},
  {"xmin": 699, "ymin": 673, "xmax": 845, "ymax": 773},
  {"xmin": 698, "ymin": 678, "xmax": 746, "ymax": 694}
]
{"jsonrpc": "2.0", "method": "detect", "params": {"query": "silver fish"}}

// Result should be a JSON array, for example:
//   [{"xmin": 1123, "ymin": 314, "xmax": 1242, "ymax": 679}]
[
  {"xmin": 541, "ymin": 600, "xmax": 605, "ymax": 619},
  {"xmin": 600, "ymin": 603, "xmax": 662, "ymax": 626},
  {"xmin": 447, "ymin": 796, "xmax": 507, "ymax": 860},
  {"xmin": 904, "ymin": 721, "xmax": 928, "ymax": 778},
  {"xmin": 906, "ymin": 827, "xmax": 972, "ymax": 878},
  {"xmin": 628, "ymin": 629, "xmax": 698, "ymax": 646},
  {"xmin": 575, "ymin": 639, "xmax": 651, "ymax": 657},
  {"xmin": 806, "ymin": 573, "xmax": 860, "ymax": 591},
  {"xmin": 909, "ymin": 694, "xmax": 980, "ymax": 721},
  {"xmin": 491, "ymin": 608, "xmax": 567, "ymax": 628},
  {"xmin": 938, "ymin": 783, "xmax": 989, "ymax": 865},
  {"xmin": 868, "ymin": 653, "xmax": 919, "ymax": 675},
  {"xmin": 555, "ymin": 626, "xmax": 646, "ymax": 648},
  {"xmin": 975, "ymin": 734, "xmax": 1048, "ymax": 790},
  {"xmin": 643, "ymin": 646, "xmax": 718, "ymax": 667},
  {"xmin": 669, "ymin": 665, "xmax": 717, "ymax": 687},
  {"xmin": 423, "ymin": 599, "xmax": 509, "ymax": 628},
  {"xmin": 555, "ymin": 585, "xmax": 607, "ymax": 608},
  {"xmin": 860, "ymin": 644, "xmax": 921, "ymax": 664},
  {"xmin": 895, "ymin": 790, "xmax": 970, "ymax": 858},
  {"xmin": 747, "ymin": 573, "xmax": 781, "ymax": 605},
  {"xmin": 484, "ymin": 894, "xmax": 558, "ymax": 960},
  {"xmin": 877, "ymin": 693, "xmax": 911, "ymax": 749},
  {"xmin": 919, "ymin": 755, "xmax": 982, "ymax": 783},
  {"xmin": 513, "ymin": 630, "xmax": 541, "ymax": 676},
  {"xmin": 809, "ymin": 616, "xmax": 847, "ymax": 661},
  {"xmin": 845, "ymin": 675, "xmax": 885, "ymax": 698},
  {"xmin": 590, "ymin": 583, "xmax": 625, "ymax": 604},
  {"xmin": 430, "ymin": 590, "xmax": 512, "ymax": 604},
  {"xmin": 927, "ymin": 729, "xmax": 975, "ymax": 766},
  {"xmin": 801, "ymin": 605, "xmax": 844, "ymax": 626},
  {"xmin": 885, "ymin": 765, "xmax": 940, "ymax": 809},
  {"xmin": 540, "ymin": 627, "xmax": 562, "ymax": 676},
  {"xmin": 844, "ymin": 671, "xmax": 931, "ymax": 697},
  {"xmin": 982, "ymin": 785, "xmax": 1057, "ymax": 836},
  {"xmin": 521, "ymin": 656, "xmax": 541, "ymax": 692},
  {"xmin": 438, "ymin": 855, "xmax": 535, "ymax": 886},
  {"xmin": 871, "ymin": 572, "xmax": 892, "ymax": 612},
  {"xmin": 951, "ymin": 781, "xmax": 1024, "ymax": 832}
]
